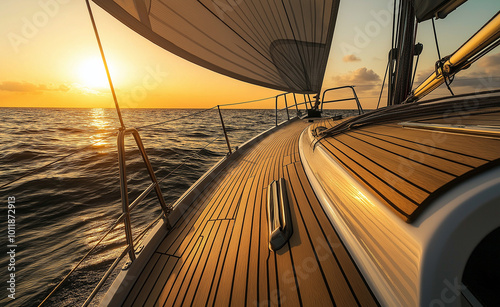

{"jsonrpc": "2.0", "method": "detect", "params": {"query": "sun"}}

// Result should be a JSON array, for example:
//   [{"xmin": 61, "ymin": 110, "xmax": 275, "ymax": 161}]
[{"xmin": 77, "ymin": 57, "xmax": 112, "ymax": 89}]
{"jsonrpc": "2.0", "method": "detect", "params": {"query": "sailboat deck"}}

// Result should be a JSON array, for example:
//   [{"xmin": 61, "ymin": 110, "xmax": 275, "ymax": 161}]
[
  {"xmin": 122, "ymin": 119, "xmax": 378, "ymax": 306},
  {"xmin": 314, "ymin": 105, "xmax": 500, "ymax": 222}
]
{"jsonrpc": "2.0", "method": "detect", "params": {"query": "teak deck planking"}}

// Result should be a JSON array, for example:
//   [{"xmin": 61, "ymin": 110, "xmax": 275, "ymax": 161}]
[
  {"xmin": 121, "ymin": 105, "xmax": 500, "ymax": 306},
  {"xmin": 315, "ymin": 107, "xmax": 500, "ymax": 222},
  {"xmin": 123, "ymin": 119, "xmax": 378, "ymax": 306}
]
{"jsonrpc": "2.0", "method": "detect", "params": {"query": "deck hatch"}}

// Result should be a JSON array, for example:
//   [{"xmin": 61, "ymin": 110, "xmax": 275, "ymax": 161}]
[{"xmin": 267, "ymin": 178, "xmax": 293, "ymax": 251}]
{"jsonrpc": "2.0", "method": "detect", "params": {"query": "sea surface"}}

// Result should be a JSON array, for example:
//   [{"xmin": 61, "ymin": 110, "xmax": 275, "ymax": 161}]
[{"xmin": 0, "ymin": 107, "xmax": 357, "ymax": 306}]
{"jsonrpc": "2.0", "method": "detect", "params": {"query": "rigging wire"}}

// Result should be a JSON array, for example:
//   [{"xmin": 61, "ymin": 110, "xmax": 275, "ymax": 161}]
[
  {"xmin": 411, "ymin": 52, "xmax": 420, "ymax": 89},
  {"xmin": 431, "ymin": 18, "xmax": 455, "ymax": 96},
  {"xmin": 410, "ymin": 21, "xmax": 421, "ymax": 91},
  {"xmin": 85, "ymin": 0, "xmax": 125, "ymax": 129},
  {"xmin": 376, "ymin": 61, "xmax": 390, "ymax": 109},
  {"xmin": 218, "ymin": 95, "xmax": 276, "ymax": 107},
  {"xmin": 135, "ymin": 107, "xmax": 216, "ymax": 130},
  {"xmin": 0, "ymin": 94, "xmax": 277, "ymax": 191},
  {"xmin": 36, "ymin": 131, "xmax": 223, "ymax": 305}
]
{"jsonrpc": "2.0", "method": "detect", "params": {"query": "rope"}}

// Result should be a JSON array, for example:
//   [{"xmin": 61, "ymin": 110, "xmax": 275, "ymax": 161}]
[
  {"xmin": 85, "ymin": 0, "xmax": 125, "ymax": 129},
  {"xmin": 432, "ymin": 18, "xmax": 455, "ymax": 96},
  {"xmin": 218, "ymin": 95, "xmax": 276, "ymax": 107},
  {"xmin": 411, "ymin": 52, "xmax": 420, "ymax": 89},
  {"xmin": 376, "ymin": 61, "xmax": 390, "ymax": 109},
  {"xmin": 135, "ymin": 94, "xmax": 276, "ymax": 131},
  {"xmin": 135, "ymin": 107, "xmax": 216, "ymax": 130}
]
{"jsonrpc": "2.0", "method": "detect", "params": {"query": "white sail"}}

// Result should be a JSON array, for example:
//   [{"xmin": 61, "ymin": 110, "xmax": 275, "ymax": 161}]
[{"xmin": 92, "ymin": 0, "xmax": 340, "ymax": 94}]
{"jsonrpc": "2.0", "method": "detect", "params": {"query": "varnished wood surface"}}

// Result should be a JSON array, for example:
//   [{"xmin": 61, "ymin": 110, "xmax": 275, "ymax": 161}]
[
  {"xmin": 123, "ymin": 119, "xmax": 378, "ymax": 306},
  {"xmin": 315, "ymin": 106, "xmax": 500, "ymax": 222}
]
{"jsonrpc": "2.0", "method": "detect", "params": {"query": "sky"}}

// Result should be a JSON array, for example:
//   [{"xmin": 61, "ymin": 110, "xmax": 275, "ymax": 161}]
[{"xmin": 0, "ymin": 0, "xmax": 499, "ymax": 109}]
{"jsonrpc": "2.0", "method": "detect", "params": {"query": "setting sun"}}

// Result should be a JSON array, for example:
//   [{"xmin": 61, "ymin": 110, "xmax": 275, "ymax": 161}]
[{"xmin": 77, "ymin": 57, "xmax": 112, "ymax": 89}]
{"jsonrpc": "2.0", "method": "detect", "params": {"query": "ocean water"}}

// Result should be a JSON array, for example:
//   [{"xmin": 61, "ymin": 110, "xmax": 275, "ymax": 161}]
[{"xmin": 0, "ymin": 107, "xmax": 356, "ymax": 306}]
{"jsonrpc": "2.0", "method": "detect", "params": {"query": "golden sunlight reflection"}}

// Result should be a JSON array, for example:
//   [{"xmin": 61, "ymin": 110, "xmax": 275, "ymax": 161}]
[
  {"xmin": 83, "ymin": 221, "xmax": 126, "ymax": 265},
  {"xmin": 89, "ymin": 108, "xmax": 113, "ymax": 148},
  {"xmin": 84, "ymin": 222, "xmax": 125, "ymax": 247}
]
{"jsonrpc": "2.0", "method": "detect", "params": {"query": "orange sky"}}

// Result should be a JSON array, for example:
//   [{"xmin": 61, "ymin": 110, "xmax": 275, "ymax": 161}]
[{"xmin": 0, "ymin": 0, "xmax": 499, "ymax": 109}]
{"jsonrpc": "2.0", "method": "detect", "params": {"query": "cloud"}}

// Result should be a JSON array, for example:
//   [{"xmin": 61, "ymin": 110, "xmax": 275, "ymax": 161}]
[
  {"xmin": 342, "ymin": 54, "xmax": 361, "ymax": 62},
  {"xmin": 332, "ymin": 67, "xmax": 380, "ymax": 86},
  {"xmin": 0, "ymin": 81, "xmax": 71, "ymax": 94},
  {"xmin": 476, "ymin": 52, "xmax": 500, "ymax": 75},
  {"xmin": 0, "ymin": 81, "xmax": 42, "ymax": 93},
  {"xmin": 413, "ymin": 52, "xmax": 500, "ymax": 92}
]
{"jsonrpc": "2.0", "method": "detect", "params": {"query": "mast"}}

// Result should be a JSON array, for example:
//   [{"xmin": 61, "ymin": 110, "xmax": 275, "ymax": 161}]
[{"xmin": 387, "ymin": 0, "xmax": 416, "ymax": 106}]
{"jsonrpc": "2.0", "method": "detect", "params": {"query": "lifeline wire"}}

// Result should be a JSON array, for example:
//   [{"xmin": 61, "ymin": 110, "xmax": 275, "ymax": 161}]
[
  {"xmin": 37, "ymin": 132, "xmax": 222, "ymax": 306},
  {"xmin": 85, "ymin": 0, "xmax": 126, "ymax": 128},
  {"xmin": 0, "ymin": 95, "xmax": 276, "ymax": 191},
  {"xmin": 376, "ymin": 61, "xmax": 390, "ymax": 109}
]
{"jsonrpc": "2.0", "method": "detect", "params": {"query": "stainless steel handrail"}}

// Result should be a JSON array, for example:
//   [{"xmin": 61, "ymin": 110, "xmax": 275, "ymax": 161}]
[
  {"xmin": 217, "ymin": 105, "xmax": 232, "ymax": 155},
  {"xmin": 321, "ymin": 86, "xmax": 364, "ymax": 115},
  {"xmin": 275, "ymin": 93, "xmax": 312, "ymax": 125},
  {"xmin": 117, "ymin": 128, "xmax": 172, "ymax": 261}
]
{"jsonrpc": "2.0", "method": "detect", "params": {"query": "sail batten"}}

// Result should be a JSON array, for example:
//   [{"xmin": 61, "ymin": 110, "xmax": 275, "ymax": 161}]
[{"xmin": 92, "ymin": 0, "xmax": 340, "ymax": 94}]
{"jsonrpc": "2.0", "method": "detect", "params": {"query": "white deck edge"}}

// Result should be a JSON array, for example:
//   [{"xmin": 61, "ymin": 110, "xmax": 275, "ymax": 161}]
[
  {"xmin": 100, "ymin": 118, "xmax": 297, "ymax": 306},
  {"xmin": 299, "ymin": 124, "xmax": 500, "ymax": 306}
]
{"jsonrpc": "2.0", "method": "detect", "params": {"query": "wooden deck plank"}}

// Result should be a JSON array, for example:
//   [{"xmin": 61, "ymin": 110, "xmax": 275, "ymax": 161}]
[
  {"xmin": 155, "ymin": 168, "xmax": 231, "ymax": 254},
  {"xmin": 294, "ymin": 162, "xmax": 379, "ymax": 306},
  {"xmin": 230, "ymin": 175, "xmax": 261, "ymax": 306},
  {"xmin": 213, "ymin": 176, "xmax": 257, "ymax": 306},
  {"xmin": 214, "ymin": 147, "xmax": 264, "ymax": 220},
  {"xmin": 355, "ymin": 129, "xmax": 487, "ymax": 168},
  {"xmin": 205, "ymin": 220, "xmax": 235, "ymax": 307},
  {"xmin": 154, "ymin": 235, "xmax": 205, "ymax": 306},
  {"xmin": 283, "ymin": 163, "xmax": 337, "ymax": 306},
  {"xmin": 245, "ymin": 153, "xmax": 273, "ymax": 306},
  {"xmin": 231, "ymin": 129, "xmax": 292, "ymax": 306},
  {"xmin": 363, "ymin": 124, "xmax": 500, "ymax": 161},
  {"xmin": 122, "ymin": 253, "xmax": 161, "ymax": 307},
  {"xmin": 317, "ymin": 104, "xmax": 500, "ymax": 222},
  {"xmin": 171, "ymin": 221, "xmax": 222, "ymax": 307},
  {"xmin": 322, "ymin": 139, "xmax": 420, "ymax": 216},
  {"xmin": 335, "ymin": 133, "xmax": 455, "ymax": 192},
  {"xmin": 190, "ymin": 220, "xmax": 231, "ymax": 306},
  {"xmin": 255, "ymin": 194, "xmax": 270, "ymax": 306},
  {"xmin": 265, "ymin": 129, "xmax": 301, "ymax": 306},
  {"xmin": 136, "ymin": 255, "xmax": 177, "ymax": 306},
  {"xmin": 163, "ymin": 153, "xmax": 255, "ymax": 256},
  {"xmin": 157, "ymin": 142, "xmax": 265, "ymax": 256},
  {"xmin": 349, "ymin": 130, "xmax": 473, "ymax": 176},
  {"xmin": 244, "ymin": 125, "xmax": 297, "ymax": 306},
  {"xmin": 256, "ymin": 147, "xmax": 278, "ymax": 305}
]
